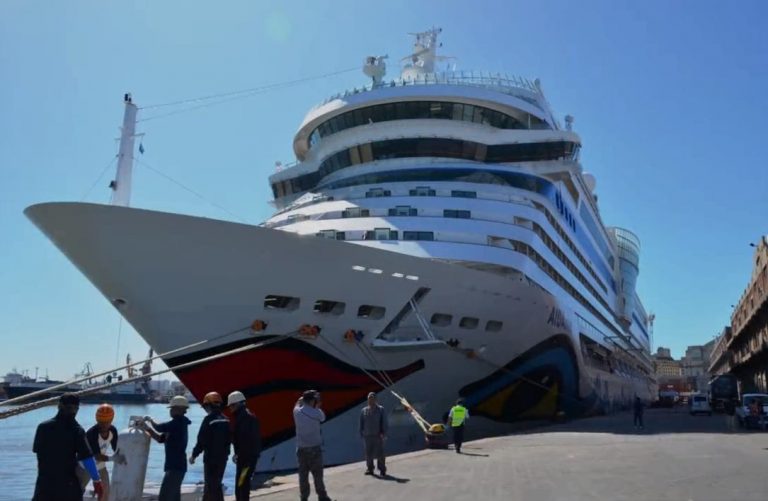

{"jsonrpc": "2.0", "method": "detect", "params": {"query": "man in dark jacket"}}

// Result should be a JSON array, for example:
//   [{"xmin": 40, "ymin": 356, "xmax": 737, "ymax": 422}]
[
  {"xmin": 190, "ymin": 392, "xmax": 231, "ymax": 501},
  {"xmin": 633, "ymin": 396, "xmax": 644, "ymax": 429},
  {"xmin": 33, "ymin": 393, "xmax": 104, "ymax": 501},
  {"xmin": 145, "ymin": 395, "xmax": 192, "ymax": 501},
  {"xmin": 227, "ymin": 391, "xmax": 261, "ymax": 501}
]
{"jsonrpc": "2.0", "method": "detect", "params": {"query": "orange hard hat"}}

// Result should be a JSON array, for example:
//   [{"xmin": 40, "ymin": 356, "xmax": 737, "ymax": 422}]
[
  {"xmin": 95, "ymin": 404, "xmax": 115, "ymax": 424},
  {"xmin": 203, "ymin": 392, "xmax": 223, "ymax": 406}
]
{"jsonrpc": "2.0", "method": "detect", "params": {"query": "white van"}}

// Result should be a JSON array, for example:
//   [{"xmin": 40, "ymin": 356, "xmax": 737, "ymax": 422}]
[{"xmin": 689, "ymin": 394, "xmax": 712, "ymax": 416}]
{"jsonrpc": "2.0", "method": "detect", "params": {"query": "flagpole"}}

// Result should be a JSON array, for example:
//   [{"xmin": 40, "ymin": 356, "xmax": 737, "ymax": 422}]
[{"xmin": 111, "ymin": 93, "xmax": 138, "ymax": 207}]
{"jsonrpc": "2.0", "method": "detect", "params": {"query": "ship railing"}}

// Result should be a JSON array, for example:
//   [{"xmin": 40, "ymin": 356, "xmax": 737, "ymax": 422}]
[{"xmin": 313, "ymin": 70, "xmax": 544, "ymax": 109}]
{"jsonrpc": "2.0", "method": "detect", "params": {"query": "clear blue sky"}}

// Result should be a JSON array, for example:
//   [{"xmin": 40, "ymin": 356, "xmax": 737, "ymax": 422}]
[{"xmin": 1, "ymin": 0, "xmax": 766, "ymax": 378}]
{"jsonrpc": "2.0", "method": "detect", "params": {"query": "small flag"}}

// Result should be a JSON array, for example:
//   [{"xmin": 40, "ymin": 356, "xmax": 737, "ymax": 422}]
[{"xmin": 138, "ymin": 143, "xmax": 145, "ymax": 155}]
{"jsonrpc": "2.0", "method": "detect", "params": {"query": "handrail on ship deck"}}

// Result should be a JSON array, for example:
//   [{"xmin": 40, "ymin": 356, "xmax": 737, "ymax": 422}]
[{"xmin": 312, "ymin": 71, "xmax": 544, "ymax": 110}]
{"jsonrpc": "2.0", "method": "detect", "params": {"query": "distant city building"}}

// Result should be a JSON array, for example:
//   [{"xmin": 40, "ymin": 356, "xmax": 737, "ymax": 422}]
[
  {"xmin": 653, "ymin": 347, "xmax": 682, "ymax": 377},
  {"xmin": 681, "ymin": 340, "xmax": 715, "ymax": 391}
]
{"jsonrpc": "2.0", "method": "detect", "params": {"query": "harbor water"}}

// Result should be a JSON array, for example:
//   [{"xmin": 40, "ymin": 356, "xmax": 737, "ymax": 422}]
[{"xmin": 0, "ymin": 403, "xmax": 229, "ymax": 500}]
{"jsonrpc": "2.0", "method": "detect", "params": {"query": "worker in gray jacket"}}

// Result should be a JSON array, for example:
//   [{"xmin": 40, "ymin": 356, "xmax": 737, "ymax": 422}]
[{"xmin": 359, "ymin": 392, "xmax": 388, "ymax": 476}]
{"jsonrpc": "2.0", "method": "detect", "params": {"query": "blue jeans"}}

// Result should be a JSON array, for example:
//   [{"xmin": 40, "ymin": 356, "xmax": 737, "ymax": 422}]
[{"xmin": 158, "ymin": 469, "xmax": 185, "ymax": 501}]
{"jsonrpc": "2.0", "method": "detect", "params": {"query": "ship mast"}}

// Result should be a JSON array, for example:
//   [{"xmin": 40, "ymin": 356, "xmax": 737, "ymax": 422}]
[
  {"xmin": 400, "ymin": 27, "xmax": 454, "ymax": 81},
  {"xmin": 110, "ymin": 93, "xmax": 138, "ymax": 207}
]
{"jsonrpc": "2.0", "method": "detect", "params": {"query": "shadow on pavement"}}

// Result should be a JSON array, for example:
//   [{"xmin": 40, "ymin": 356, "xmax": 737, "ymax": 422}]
[
  {"xmin": 457, "ymin": 451, "xmax": 490, "ymax": 457},
  {"xmin": 377, "ymin": 474, "xmax": 410, "ymax": 483}
]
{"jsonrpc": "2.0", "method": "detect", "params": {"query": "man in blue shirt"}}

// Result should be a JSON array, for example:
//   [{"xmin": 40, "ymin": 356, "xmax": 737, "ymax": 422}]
[{"xmin": 145, "ymin": 395, "xmax": 192, "ymax": 501}]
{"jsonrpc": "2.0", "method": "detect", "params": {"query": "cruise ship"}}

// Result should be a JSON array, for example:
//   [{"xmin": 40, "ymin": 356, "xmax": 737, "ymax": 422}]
[{"xmin": 25, "ymin": 29, "xmax": 654, "ymax": 471}]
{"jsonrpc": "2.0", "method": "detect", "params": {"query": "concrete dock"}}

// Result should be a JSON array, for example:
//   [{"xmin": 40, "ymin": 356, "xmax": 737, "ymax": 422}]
[{"xmin": 232, "ymin": 408, "xmax": 768, "ymax": 501}]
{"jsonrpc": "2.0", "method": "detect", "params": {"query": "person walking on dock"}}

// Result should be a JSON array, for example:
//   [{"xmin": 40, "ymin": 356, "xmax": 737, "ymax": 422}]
[
  {"xmin": 633, "ymin": 396, "xmax": 645, "ymax": 430},
  {"xmin": 227, "ymin": 391, "xmax": 261, "ymax": 501},
  {"xmin": 293, "ymin": 390, "xmax": 332, "ymax": 501},
  {"xmin": 190, "ymin": 392, "xmax": 231, "ymax": 501},
  {"xmin": 144, "ymin": 395, "xmax": 192, "ymax": 501},
  {"xmin": 448, "ymin": 398, "xmax": 469, "ymax": 454},
  {"xmin": 77, "ymin": 404, "xmax": 123, "ymax": 501},
  {"xmin": 359, "ymin": 392, "xmax": 388, "ymax": 476},
  {"xmin": 32, "ymin": 393, "xmax": 105, "ymax": 501}
]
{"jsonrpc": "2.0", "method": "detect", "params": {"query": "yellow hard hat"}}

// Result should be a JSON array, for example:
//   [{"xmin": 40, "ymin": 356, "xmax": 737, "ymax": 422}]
[{"xmin": 95, "ymin": 404, "xmax": 115, "ymax": 424}]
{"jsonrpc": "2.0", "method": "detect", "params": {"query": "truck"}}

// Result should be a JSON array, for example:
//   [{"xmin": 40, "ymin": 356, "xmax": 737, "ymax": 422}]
[{"xmin": 708, "ymin": 374, "xmax": 739, "ymax": 412}]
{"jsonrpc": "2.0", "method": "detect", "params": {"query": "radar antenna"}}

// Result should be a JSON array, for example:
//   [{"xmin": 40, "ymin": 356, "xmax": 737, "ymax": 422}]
[{"xmin": 363, "ymin": 55, "xmax": 388, "ymax": 86}]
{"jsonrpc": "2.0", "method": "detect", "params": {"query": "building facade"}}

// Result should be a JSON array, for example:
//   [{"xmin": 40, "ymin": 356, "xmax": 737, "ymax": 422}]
[
  {"xmin": 708, "ymin": 326, "xmax": 733, "ymax": 376},
  {"xmin": 727, "ymin": 236, "xmax": 768, "ymax": 393}
]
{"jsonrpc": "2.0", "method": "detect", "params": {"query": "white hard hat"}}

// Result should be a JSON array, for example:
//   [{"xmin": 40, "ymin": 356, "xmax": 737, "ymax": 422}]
[
  {"xmin": 167, "ymin": 395, "xmax": 189, "ymax": 408},
  {"xmin": 227, "ymin": 391, "xmax": 246, "ymax": 406}
]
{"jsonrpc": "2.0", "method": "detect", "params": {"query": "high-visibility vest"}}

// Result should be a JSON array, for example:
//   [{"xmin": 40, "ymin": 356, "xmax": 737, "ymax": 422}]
[{"xmin": 450, "ymin": 405, "xmax": 467, "ymax": 427}]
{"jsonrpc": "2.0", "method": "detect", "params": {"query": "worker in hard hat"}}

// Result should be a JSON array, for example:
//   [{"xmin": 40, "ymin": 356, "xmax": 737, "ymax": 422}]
[
  {"xmin": 76, "ymin": 404, "xmax": 124, "ymax": 501},
  {"xmin": 293, "ymin": 390, "xmax": 332, "ymax": 501},
  {"xmin": 33, "ymin": 393, "xmax": 105, "ymax": 501},
  {"xmin": 447, "ymin": 398, "xmax": 469, "ymax": 454},
  {"xmin": 359, "ymin": 392, "xmax": 388, "ymax": 476},
  {"xmin": 144, "ymin": 395, "xmax": 191, "ymax": 501},
  {"xmin": 227, "ymin": 391, "xmax": 261, "ymax": 501},
  {"xmin": 190, "ymin": 392, "xmax": 231, "ymax": 501}
]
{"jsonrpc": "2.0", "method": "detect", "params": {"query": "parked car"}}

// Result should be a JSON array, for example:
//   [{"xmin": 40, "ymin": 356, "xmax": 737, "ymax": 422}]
[
  {"xmin": 688, "ymin": 394, "xmax": 711, "ymax": 416},
  {"xmin": 735, "ymin": 393, "xmax": 768, "ymax": 428}
]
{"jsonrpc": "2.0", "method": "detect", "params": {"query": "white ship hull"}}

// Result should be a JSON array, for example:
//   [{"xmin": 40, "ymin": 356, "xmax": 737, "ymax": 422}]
[{"xmin": 26, "ymin": 202, "xmax": 651, "ymax": 471}]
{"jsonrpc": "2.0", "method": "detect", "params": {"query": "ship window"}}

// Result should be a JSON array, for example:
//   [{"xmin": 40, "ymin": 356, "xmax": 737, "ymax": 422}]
[
  {"xmin": 403, "ymin": 231, "xmax": 434, "ymax": 241},
  {"xmin": 264, "ymin": 295, "xmax": 300, "ymax": 311},
  {"xmin": 485, "ymin": 320, "xmax": 503, "ymax": 332},
  {"xmin": 366, "ymin": 228, "xmax": 398, "ymax": 241},
  {"xmin": 342, "ymin": 207, "xmax": 370, "ymax": 218},
  {"xmin": 410, "ymin": 186, "xmax": 435, "ymax": 196},
  {"xmin": 452, "ymin": 103, "xmax": 464, "ymax": 121},
  {"xmin": 316, "ymin": 230, "xmax": 337, "ymax": 239},
  {"xmin": 389, "ymin": 205, "xmax": 417, "ymax": 216},
  {"xmin": 313, "ymin": 300, "xmax": 345, "ymax": 315},
  {"xmin": 444, "ymin": 210, "xmax": 471, "ymax": 219},
  {"xmin": 365, "ymin": 188, "xmax": 391, "ymax": 198},
  {"xmin": 459, "ymin": 317, "xmax": 479, "ymax": 329},
  {"xmin": 430, "ymin": 313, "xmax": 452, "ymax": 327},
  {"xmin": 307, "ymin": 101, "xmax": 531, "ymax": 150},
  {"xmin": 451, "ymin": 190, "xmax": 477, "ymax": 198},
  {"xmin": 358, "ymin": 305, "xmax": 385, "ymax": 319}
]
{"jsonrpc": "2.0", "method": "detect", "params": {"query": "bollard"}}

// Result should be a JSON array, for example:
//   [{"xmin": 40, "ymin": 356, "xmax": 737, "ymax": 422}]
[{"xmin": 111, "ymin": 415, "xmax": 151, "ymax": 501}]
